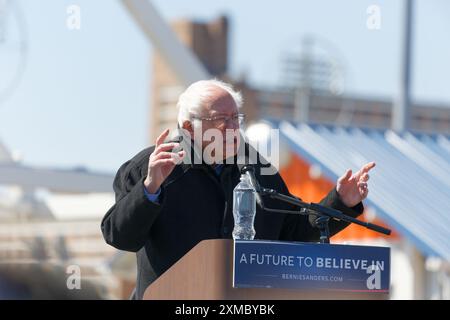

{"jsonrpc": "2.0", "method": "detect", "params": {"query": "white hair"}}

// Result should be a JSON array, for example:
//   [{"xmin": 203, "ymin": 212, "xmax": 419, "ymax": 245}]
[{"xmin": 176, "ymin": 79, "xmax": 243, "ymax": 127}]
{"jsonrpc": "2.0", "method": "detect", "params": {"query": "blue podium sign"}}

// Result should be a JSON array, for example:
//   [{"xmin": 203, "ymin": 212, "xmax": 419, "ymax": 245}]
[{"xmin": 233, "ymin": 240, "xmax": 390, "ymax": 293}]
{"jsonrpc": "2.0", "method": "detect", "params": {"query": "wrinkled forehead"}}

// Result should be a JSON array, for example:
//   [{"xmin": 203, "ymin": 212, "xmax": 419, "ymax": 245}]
[{"xmin": 201, "ymin": 86, "xmax": 238, "ymax": 116}]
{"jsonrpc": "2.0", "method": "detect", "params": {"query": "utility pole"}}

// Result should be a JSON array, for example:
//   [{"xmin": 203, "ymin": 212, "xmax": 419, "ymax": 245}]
[{"xmin": 393, "ymin": 0, "xmax": 414, "ymax": 132}]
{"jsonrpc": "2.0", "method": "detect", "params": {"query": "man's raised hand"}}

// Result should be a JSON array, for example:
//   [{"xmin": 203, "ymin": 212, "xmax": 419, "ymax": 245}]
[{"xmin": 144, "ymin": 129, "xmax": 185, "ymax": 193}]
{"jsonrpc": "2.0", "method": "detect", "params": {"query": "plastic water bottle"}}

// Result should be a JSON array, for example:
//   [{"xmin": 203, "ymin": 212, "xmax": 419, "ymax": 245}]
[{"xmin": 232, "ymin": 173, "xmax": 256, "ymax": 240}]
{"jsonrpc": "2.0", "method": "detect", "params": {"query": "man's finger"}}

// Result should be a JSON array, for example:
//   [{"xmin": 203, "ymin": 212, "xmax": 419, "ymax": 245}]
[
  {"xmin": 152, "ymin": 151, "xmax": 179, "ymax": 161},
  {"xmin": 361, "ymin": 173, "xmax": 370, "ymax": 182},
  {"xmin": 361, "ymin": 162, "xmax": 376, "ymax": 173},
  {"xmin": 358, "ymin": 182, "xmax": 368, "ymax": 189},
  {"xmin": 152, "ymin": 158, "xmax": 178, "ymax": 167},
  {"xmin": 154, "ymin": 143, "xmax": 179, "ymax": 155},
  {"xmin": 155, "ymin": 128, "xmax": 170, "ymax": 147},
  {"xmin": 175, "ymin": 151, "xmax": 185, "ymax": 164},
  {"xmin": 361, "ymin": 188, "xmax": 369, "ymax": 198},
  {"xmin": 153, "ymin": 150, "xmax": 185, "ymax": 162},
  {"xmin": 338, "ymin": 169, "xmax": 352, "ymax": 184},
  {"xmin": 153, "ymin": 151, "xmax": 185, "ymax": 167}
]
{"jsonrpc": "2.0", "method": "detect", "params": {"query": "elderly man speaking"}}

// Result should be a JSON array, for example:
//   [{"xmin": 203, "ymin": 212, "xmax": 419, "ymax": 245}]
[{"xmin": 101, "ymin": 79, "xmax": 375, "ymax": 300}]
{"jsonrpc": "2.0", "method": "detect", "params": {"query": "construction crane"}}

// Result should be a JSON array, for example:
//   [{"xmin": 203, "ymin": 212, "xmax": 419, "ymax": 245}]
[{"xmin": 120, "ymin": 0, "xmax": 210, "ymax": 85}]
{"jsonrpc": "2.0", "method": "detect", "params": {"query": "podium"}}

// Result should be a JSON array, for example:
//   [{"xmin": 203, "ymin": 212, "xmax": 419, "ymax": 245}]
[{"xmin": 143, "ymin": 239, "xmax": 390, "ymax": 300}]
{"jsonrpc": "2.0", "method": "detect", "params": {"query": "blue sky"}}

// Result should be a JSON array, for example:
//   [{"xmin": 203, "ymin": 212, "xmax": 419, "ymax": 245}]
[{"xmin": 0, "ymin": 0, "xmax": 449, "ymax": 174}]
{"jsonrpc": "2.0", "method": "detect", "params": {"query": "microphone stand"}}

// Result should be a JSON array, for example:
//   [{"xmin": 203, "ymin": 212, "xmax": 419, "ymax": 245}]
[{"xmin": 241, "ymin": 166, "xmax": 391, "ymax": 244}]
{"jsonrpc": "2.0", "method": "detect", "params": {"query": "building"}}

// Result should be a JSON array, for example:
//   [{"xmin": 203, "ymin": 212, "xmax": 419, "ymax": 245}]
[{"xmin": 150, "ymin": 15, "xmax": 450, "ymax": 144}]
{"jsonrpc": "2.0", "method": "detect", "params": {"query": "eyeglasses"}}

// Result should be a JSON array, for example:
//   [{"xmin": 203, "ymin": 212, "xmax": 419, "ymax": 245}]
[{"xmin": 190, "ymin": 113, "xmax": 246, "ymax": 127}]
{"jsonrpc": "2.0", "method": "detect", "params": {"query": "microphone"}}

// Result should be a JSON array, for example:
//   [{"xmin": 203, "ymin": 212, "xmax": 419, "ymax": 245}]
[{"xmin": 240, "ymin": 165, "xmax": 265, "ymax": 209}]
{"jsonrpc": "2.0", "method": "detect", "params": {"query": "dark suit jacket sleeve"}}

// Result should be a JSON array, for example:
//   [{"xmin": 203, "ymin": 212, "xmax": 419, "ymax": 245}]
[
  {"xmin": 101, "ymin": 160, "xmax": 163, "ymax": 252},
  {"xmin": 276, "ymin": 174, "xmax": 364, "ymax": 242}
]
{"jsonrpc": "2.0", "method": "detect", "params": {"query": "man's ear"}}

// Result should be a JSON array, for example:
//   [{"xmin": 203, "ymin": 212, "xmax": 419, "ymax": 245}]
[{"xmin": 182, "ymin": 120, "xmax": 194, "ymax": 136}]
